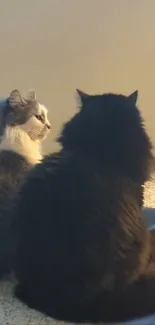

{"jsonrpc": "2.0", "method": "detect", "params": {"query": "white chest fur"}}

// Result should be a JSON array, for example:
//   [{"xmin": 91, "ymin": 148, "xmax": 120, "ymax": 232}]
[{"xmin": 0, "ymin": 126, "xmax": 42, "ymax": 164}]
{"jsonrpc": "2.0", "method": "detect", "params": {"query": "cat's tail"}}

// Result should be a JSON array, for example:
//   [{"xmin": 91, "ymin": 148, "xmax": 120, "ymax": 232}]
[
  {"xmin": 83, "ymin": 268, "xmax": 155, "ymax": 323},
  {"xmin": 14, "ymin": 269, "xmax": 155, "ymax": 324},
  {"xmin": 51, "ymin": 270, "xmax": 155, "ymax": 323}
]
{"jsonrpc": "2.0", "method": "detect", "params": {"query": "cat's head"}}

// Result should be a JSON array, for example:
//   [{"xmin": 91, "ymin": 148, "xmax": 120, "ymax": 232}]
[
  {"xmin": 59, "ymin": 89, "xmax": 153, "ymax": 183},
  {"xmin": 0, "ymin": 89, "xmax": 51, "ymax": 142}
]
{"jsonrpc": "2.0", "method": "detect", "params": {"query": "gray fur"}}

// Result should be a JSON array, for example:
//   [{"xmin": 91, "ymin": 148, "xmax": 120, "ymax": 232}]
[
  {"xmin": 0, "ymin": 150, "xmax": 32, "ymax": 278},
  {"xmin": 0, "ymin": 88, "xmax": 51, "ymax": 279}
]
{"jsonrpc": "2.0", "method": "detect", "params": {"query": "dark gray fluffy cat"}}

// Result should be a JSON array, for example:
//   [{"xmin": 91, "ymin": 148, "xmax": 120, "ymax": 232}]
[
  {"xmin": 0, "ymin": 89, "xmax": 51, "ymax": 278},
  {"xmin": 12, "ymin": 89, "xmax": 155, "ymax": 323}
]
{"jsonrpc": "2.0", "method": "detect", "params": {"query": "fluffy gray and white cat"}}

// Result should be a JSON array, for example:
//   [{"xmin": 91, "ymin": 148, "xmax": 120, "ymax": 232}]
[
  {"xmin": 0, "ymin": 88, "xmax": 51, "ymax": 278},
  {"xmin": 0, "ymin": 89, "xmax": 51, "ymax": 163}
]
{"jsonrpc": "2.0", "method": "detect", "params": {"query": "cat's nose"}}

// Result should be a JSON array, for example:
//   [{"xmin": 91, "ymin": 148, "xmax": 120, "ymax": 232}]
[{"xmin": 46, "ymin": 123, "xmax": 51, "ymax": 130}]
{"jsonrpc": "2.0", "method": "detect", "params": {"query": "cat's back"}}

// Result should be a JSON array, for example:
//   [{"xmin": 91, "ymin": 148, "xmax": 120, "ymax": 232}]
[
  {"xmin": 16, "ymin": 149, "xmax": 141, "ymax": 227},
  {"xmin": 15, "ymin": 150, "xmax": 116, "ymax": 216},
  {"xmin": 14, "ymin": 149, "xmax": 148, "ymax": 309},
  {"xmin": 14, "ymin": 149, "xmax": 143, "ymax": 265}
]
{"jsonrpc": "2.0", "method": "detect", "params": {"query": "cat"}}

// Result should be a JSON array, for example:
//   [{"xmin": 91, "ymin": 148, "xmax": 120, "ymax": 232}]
[
  {"xmin": 0, "ymin": 89, "xmax": 51, "ymax": 163},
  {"xmin": 0, "ymin": 88, "xmax": 51, "ymax": 278},
  {"xmin": 13, "ymin": 89, "xmax": 155, "ymax": 323}
]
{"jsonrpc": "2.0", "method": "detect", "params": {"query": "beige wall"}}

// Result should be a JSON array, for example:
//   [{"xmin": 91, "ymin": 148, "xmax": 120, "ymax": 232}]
[{"xmin": 0, "ymin": 0, "xmax": 155, "ymax": 153}]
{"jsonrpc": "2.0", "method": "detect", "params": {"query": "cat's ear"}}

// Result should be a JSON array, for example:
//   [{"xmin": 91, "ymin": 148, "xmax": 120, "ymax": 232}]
[
  {"xmin": 8, "ymin": 89, "xmax": 26, "ymax": 108},
  {"xmin": 128, "ymin": 90, "xmax": 138, "ymax": 105},
  {"xmin": 76, "ymin": 89, "xmax": 89, "ymax": 108},
  {"xmin": 23, "ymin": 89, "xmax": 36, "ymax": 101}
]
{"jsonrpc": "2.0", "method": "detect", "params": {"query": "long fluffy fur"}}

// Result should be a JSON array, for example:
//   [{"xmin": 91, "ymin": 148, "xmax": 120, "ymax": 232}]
[
  {"xmin": 13, "ymin": 91, "xmax": 155, "ymax": 323},
  {"xmin": 0, "ymin": 150, "xmax": 32, "ymax": 278},
  {"xmin": 0, "ymin": 89, "xmax": 51, "ymax": 278},
  {"xmin": 0, "ymin": 124, "xmax": 42, "ymax": 278},
  {"xmin": 0, "ymin": 126, "xmax": 42, "ymax": 164}
]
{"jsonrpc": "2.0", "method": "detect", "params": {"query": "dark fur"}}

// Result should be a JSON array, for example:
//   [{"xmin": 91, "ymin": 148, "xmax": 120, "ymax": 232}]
[
  {"xmin": 0, "ymin": 150, "xmax": 32, "ymax": 278},
  {"xmin": 13, "ymin": 91, "xmax": 155, "ymax": 323}
]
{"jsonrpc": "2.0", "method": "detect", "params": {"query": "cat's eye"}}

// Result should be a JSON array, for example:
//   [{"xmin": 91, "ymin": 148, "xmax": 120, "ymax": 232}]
[{"xmin": 35, "ymin": 115, "xmax": 43, "ymax": 122}]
